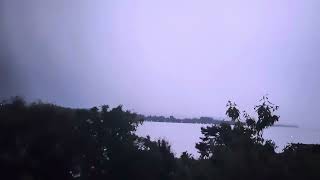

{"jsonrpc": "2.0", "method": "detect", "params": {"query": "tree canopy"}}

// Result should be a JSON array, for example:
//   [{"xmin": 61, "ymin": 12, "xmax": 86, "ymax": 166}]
[{"xmin": 0, "ymin": 96, "xmax": 319, "ymax": 180}]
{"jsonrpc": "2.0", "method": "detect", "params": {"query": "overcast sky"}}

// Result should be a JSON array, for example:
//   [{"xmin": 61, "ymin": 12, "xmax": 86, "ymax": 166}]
[{"xmin": 1, "ymin": 0, "xmax": 320, "ymax": 128}]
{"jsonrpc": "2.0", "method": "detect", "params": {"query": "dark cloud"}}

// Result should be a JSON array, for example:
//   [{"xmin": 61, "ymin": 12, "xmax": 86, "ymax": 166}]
[{"xmin": 0, "ymin": 0, "xmax": 320, "ymax": 128}]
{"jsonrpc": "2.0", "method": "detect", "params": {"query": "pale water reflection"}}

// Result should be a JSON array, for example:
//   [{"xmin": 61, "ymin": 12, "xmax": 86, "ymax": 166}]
[{"xmin": 136, "ymin": 122, "xmax": 320, "ymax": 157}]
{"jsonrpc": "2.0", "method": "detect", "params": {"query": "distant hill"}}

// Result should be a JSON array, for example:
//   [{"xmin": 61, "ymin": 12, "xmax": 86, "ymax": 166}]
[
  {"xmin": 140, "ymin": 115, "xmax": 298, "ymax": 128},
  {"xmin": 141, "ymin": 115, "xmax": 235, "ymax": 125}
]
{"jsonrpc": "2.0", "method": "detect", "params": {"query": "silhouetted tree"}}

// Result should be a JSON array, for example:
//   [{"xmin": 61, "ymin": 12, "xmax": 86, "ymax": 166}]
[
  {"xmin": 0, "ymin": 97, "xmax": 180, "ymax": 180},
  {"xmin": 1, "ymin": 96, "xmax": 320, "ymax": 180},
  {"xmin": 196, "ymin": 96, "xmax": 280, "ymax": 180}
]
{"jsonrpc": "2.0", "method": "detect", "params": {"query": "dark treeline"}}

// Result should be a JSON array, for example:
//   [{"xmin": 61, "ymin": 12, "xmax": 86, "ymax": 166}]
[
  {"xmin": 141, "ymin": 115, "xmax": 232, "ymax": 125},
  {"xmin": 141, "ymin": 115, "xmax": 298, "ymax": 128},
  {"xmin": 0, "ymin": 96, "xmax": 320, "ymax": 180}
]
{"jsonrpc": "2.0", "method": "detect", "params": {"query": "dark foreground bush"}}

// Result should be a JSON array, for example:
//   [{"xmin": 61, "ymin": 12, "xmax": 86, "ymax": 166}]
[{"xmin": 0, "ymin": 96, "xmax": 319, "ymax": 180}]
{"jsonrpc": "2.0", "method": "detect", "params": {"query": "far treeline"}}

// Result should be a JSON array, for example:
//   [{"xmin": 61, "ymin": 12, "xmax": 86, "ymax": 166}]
[
  {"xmin": 141, "ymin": 115, "xmax": 232, "ymax": 124},
  {"xmin": 0, "ymin": 96, "xmax": 320, "ymax": 180}
]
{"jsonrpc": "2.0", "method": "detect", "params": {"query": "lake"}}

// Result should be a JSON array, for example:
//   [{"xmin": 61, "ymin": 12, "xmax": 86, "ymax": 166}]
[{"xmin": 136, "ymin": 122, "xmax": 320, "ymax": 157}]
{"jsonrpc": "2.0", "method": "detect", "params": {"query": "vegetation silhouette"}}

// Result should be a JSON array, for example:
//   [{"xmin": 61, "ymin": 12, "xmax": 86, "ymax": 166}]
[{"xmin": 0, "ymin": 96, "xmax": 320, "ymax": 180}]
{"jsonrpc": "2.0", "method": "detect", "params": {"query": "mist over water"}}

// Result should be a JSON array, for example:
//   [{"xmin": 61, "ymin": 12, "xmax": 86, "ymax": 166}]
[
  {"xmin": 1, "ymin": 0, "xmax": 320, "ymax": 129},
  {"xmin": 1, "ymin": 1, "xmax": 320, "ymax": 179},
  {"xmin": 137, "ymin": 122, "xmax": 320, "ymax": 157}
]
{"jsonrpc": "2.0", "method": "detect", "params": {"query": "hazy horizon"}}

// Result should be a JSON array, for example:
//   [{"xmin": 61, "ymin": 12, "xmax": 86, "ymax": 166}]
[{"xmin": 1, "ymin": 0, "xmax": 320, "ymax": 128}]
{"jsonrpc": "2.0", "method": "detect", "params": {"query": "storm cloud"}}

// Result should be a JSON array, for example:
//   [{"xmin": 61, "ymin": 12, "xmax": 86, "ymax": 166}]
[{"xmin": 1, "ymin": 0, "xmax": 320, "ymax": 128}]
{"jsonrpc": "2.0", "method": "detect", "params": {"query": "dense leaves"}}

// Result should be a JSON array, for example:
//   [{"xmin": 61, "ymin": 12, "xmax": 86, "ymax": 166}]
[
  {"xmin": 0, "ymin": 97, "xmax": 175, "ymax": 180},
  {"xmin": 0, "ymin": 96, "xmax": 319, "ymax": 180},
  {"xmin": 195, "ymin": 96, "xmax": 320, "ymax": 180}
]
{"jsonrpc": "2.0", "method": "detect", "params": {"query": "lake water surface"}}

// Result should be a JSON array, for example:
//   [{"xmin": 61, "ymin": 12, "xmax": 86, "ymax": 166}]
[{"xmin": 136, "ymin": 122, "xmax": 320, "ymax": 157}]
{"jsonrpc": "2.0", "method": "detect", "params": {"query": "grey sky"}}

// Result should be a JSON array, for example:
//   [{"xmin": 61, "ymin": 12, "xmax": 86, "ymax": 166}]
[{"xmin": 1, "ymin": 0, "xmax": 320, "ymax": 128}]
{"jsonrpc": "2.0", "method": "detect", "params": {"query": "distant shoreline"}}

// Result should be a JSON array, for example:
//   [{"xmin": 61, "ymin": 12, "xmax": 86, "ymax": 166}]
[{"xmin": 142, "ymin": 116, "xmax": 298, "ymax": 128}]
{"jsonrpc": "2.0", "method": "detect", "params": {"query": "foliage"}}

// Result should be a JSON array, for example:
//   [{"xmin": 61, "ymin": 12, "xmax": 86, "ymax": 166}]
[
  {"xmin": 0, "ymin": 97, "xmax": 174, "ymax": 180},
  {"xmin": 195, "ymin": 96, "xmax": 294, "ymax": 180},
  {"xmin": 0, "ymin": 96, "xmax": 320, "ymax": 180}
]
